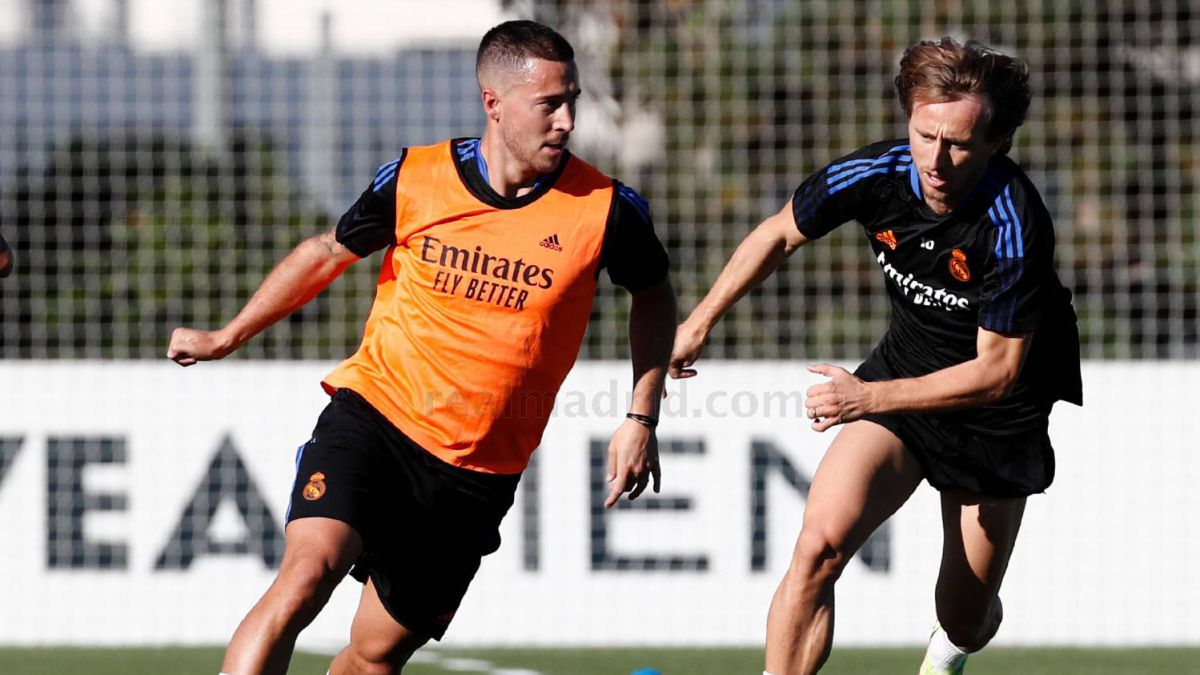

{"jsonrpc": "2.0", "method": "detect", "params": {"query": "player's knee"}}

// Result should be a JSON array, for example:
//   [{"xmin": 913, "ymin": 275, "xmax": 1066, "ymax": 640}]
[
  {"xmin": 789, "ymin": 525, "xmax": 852, "ymax": 586},
  {"xmin": 343, "ymin": 636, "xmax": 420, "ymax": 675},
  {"xmin": 272, "ymin": 556, "xmax": 344, "ymax": 627}
]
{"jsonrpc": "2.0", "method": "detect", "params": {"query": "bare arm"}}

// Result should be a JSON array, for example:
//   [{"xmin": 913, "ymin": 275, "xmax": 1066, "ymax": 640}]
[
  {"xmin": 166, "ymin": 228, "xmax": 360, "ymax": 365},
  {"xmin": 605, "ymin": 278, "xmax": 677, "ymax": 508},
  {"xmin": 805, "ymin": 328, "xmax": 1032, "ymax": 432},
  {"xmin": 0, "ymin": 232, "xmax": 12, "ymax": 278},
  {"xmin": 628, "ymin": 278, "xmax": 677, "ymax": 418},
  {"xmin": 670, "ymin": 200, "xmax": 811, "ymax": 378}
]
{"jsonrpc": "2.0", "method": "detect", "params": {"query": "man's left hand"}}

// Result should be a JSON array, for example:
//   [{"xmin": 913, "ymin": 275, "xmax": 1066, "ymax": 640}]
[
  {"xmin": 805, "ymin": 363, "xmax": 874, "ymax": 432},
  {"xmin": 604, "ymin": 420, "xmax": 661, "ymax": 508}
]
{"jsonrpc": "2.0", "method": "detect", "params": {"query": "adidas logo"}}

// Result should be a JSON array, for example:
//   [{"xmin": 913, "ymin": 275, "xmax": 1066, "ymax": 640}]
[
  {"xmin": 539, "ymin": 234, "xmax": 563, "ymax": 251},
  {"xmin": 874, "ymin": 229, "xmax": 898, "ymax": 251}
]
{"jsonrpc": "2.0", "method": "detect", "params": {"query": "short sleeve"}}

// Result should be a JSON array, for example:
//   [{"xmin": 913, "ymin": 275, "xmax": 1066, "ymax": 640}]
[
  {"xmin": 978, "ymin": 179, "xmax": 1056, "ymax": 335},
  {"xmin": 335, "ymin": 153, "xmax": 405, "ymax": 257},
  {"xmin": 599, "ymin": 181, "xmax": 670, "ymax": 291},
  {"xmin": 792, "ymin": 141, "xmax": 913, "ymax": 239}
]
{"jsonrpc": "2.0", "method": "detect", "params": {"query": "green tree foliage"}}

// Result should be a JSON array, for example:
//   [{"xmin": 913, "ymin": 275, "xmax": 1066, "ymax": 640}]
[
  {"xmin": 526, "ymin": 0, "xmax": 1199, "ymax": 359},
  {"xmin": 1, "ymin": 133, "xmax": 346, "ymax": 358}
]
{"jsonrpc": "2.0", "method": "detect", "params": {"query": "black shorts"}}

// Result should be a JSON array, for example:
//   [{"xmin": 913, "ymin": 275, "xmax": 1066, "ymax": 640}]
[
  {"xmin": 286, "ymin": 389, "xmax": 520, "ymax": 640},
  {"xmin": 855, "ymin": 356, "xmax": 1055, "ymax": 498}
]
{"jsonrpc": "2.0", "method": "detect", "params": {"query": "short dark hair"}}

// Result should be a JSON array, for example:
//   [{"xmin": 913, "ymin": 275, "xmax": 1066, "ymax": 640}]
[
  {"xmin": 895, "ymin": 37, "xmax": 1031, "ymax": 154},
  {"xmin": 476, "ymin": 20, "xmax": 574, "ymax": 87}
]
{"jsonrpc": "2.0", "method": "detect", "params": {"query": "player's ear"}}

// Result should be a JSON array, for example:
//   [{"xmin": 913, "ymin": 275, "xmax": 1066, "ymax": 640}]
[
  {"xmin": 991, "ymin": 132, "xmax": 1011, "ymax": 156},
  {"xmin": 481, "ymin": 87, "xmax": 502, "ymax": 122}
]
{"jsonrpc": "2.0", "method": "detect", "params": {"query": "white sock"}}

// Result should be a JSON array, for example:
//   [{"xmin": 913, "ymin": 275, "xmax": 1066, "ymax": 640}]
[{"xmin": 926, "ymin": 624, "xmax": 969, "ymax": 670}]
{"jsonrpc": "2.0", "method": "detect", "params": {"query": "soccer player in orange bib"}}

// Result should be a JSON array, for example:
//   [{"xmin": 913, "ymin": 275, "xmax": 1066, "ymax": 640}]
[
  {"xmin": 168, "ymin": 20, "xmax": 676, "ymax": 675},
  {"xmin": 670, "ymin": 39, "xmax": 1081, "ymax": 675}
]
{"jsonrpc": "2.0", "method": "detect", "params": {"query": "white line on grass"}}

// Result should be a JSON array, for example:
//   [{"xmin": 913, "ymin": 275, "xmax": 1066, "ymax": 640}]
[
  {"xmin": 309, "ymin": 641, "xmax": 544, "ymax": 675},
  {"xmin": 440, "ymin": 657, "xmax": 505, "ymax": 670},
  {"xmin": 407, "ymin": 650, "xmax": 545, "ymax": 675}
]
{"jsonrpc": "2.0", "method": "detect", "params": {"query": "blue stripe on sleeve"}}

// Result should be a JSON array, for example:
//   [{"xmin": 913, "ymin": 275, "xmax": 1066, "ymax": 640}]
[
  {"xmin": 827, "ymin": 155, "xmax": 912, "ymax": 182},
  {"xmin": 475, "ymin": 144, "xmax": 490, "ymax": 184},
  {"xmin": 371, "ymin": 157, "xmax": 401, "ymax": 192},
  {"xmin": 990, "ymin": 205, "xmax": 1008, "ymax": 260},
  {"xmin": 827, "ymin": 144, "xmax": 910, "ymax": 174},
  {"xmin": 983, "ymin": 182, "xmax": 1030, "ymax": 332},
  {"xmin": 284, "ymin": 440, "xmax": 309, "ymax": 523},
  {"xmin": 455, "ymin": 138, "xmax": 480, "ymax": 161},
  {"xmin": 981, "ymin": 258, "xmax": 1024, "ymax": 332},
  {"xmin": 794, "ymin": 197, "xmax": 819, "ymax": 224},
  {"xmin": 909, "ymin": 162, "xmax": 922, "ymax": 198},
  {"xmin": 826, "ymin": 158, "xmax": 890, "ymax": 181},
  {"xmin": 826, "ymin": 145, "xmax": 912, "ymax": 195},
  {"xmin": 1001, "ymin": 186, "xmax": 1025, "ymax": 258},
  {"xmin": 987, "ymin": 183, "xmax": 1027, "ymax": 262},
  {"xmin": 792, "ymin": 172, "xmax": 830, "ymax": 226},
  {"xmin": 794, "ymin": 145, "xmax": 910, "ymax": 231},
  {"xmin": 988, "ymin": 197, "xmax": 1013, "ymax": 261},
  {"xmin": 828, "ymin": 163, "xmax": 910, "ymax": 194},
  {"xmin": 616, "ymin": 182, "xmax": 651, "ymax": 223}
]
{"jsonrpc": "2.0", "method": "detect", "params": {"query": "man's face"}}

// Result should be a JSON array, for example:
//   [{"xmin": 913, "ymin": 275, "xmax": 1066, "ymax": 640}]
[
  {"xmin": 907, "ymin": 95, "xmax": 1002, "ymax": 214},
  {"xmin": 489, "ymin": 58, "xmax": 580, "ymax": 175}
]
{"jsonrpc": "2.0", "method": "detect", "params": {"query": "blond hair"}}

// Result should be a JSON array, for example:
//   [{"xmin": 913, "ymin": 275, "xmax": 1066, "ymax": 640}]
[{"xmin": 895, "ymin": 38, "xmax": 1031, "ymax": 154}]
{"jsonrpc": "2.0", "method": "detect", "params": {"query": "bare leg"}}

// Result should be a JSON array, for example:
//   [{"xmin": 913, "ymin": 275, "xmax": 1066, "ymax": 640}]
[
  {"xmin": 221, "ymin": 517, "xmax": 362, "ymax": 675},
  {"xmin": 765, "ymin": 421, "xmax": 924, "ymax": 675},
  {"xmin": 935, "ymin": 491, "xmax": 1025, "ymax": 651},
  {"xmin": 329, "ymin": 578, "xmax": 430, "ymax": 674}
]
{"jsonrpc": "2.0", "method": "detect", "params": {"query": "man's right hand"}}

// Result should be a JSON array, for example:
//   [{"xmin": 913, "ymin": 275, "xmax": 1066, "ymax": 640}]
[
  {"xmin": 167, "ymin": 327, "xmax": 236, "ymax": 366},
  {"xmin": 668, "ymin": 319, "xmax": 708, "ymax": 380}
]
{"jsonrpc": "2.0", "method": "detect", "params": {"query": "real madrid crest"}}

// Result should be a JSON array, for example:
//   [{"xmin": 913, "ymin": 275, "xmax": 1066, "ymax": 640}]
[
  {"xmin": 303, "ymin": 471, "xmax": 327, "ymax": 501},
  {"xmin": 948, "ymin": 248, "xmax": 971, "ymax": 282}
]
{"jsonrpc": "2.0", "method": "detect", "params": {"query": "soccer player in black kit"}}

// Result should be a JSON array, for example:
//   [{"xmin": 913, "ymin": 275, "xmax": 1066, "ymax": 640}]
[{"xmin": 670, "ymin": 38, "xmax": 1081, "ymax": 675}]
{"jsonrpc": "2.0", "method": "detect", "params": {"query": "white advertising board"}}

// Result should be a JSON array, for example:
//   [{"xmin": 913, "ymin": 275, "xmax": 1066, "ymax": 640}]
[{"xmin": 0, "ymin": 361, "xmax": 1196, "ymax": 649}]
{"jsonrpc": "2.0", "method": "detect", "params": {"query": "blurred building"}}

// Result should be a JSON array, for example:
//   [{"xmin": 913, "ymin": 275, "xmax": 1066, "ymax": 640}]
[{"xmin": 1, "ymin": 0, "xmax": 483, "ymax": 213}]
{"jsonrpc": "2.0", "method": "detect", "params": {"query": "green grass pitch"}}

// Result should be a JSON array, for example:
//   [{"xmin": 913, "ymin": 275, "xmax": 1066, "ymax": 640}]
[{"xmin": 1, "ymin": 646, "xmax": 1197, "ymax": 674}]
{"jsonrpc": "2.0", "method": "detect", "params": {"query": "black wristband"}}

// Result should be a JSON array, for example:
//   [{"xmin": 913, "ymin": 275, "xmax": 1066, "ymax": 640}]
[{"xmin": 625, "ymin": 412, "xmax": 659, "ymax": 428}]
